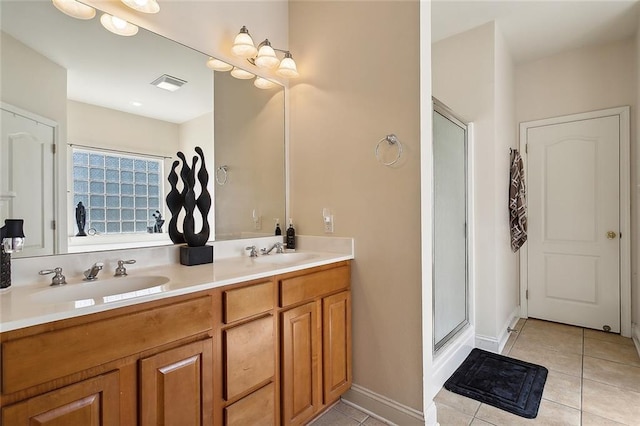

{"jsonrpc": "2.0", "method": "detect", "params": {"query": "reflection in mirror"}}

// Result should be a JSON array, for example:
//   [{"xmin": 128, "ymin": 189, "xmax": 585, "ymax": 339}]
[
  {"xmin": 0, "ymin": 1, "xmax": 286, "ymax": 257},
  {"xmin": 214, "ymin": 72, "xmax": 285, "ymax": 240}
]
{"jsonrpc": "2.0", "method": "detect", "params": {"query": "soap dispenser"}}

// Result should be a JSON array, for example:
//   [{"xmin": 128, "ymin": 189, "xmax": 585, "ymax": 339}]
[
  {"xmin": 286, "ymin": 219, "xmax": 296, "ymax": 250},
  {"xmin": 274, "ymin": 219, "xmax": 282, "ymax": 236}
]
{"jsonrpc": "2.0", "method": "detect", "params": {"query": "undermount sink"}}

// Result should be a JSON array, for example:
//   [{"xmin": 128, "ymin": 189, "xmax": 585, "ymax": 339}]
[
  {"xmin": 31, "ymin": 275, "xmax": 170, "ymax": 305},
  {"xmin": 252, "ymin": 252, "xmax": 316, "ymax": 265}
]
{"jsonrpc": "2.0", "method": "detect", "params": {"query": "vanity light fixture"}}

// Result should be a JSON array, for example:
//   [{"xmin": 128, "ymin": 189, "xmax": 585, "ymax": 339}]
[
  {"xmin": 254, "ymin": 77, "xmax": 277, "ymax": 90},
  {"xmin": 231, "ymin": 26, "xmax": 299, "ymax": 78},
  {"xmin": 121, "ymin": 0, "xmax": 160, "ymax": 14},
  {"xmin": 206, "ymin": 58, "xmax": 233, "ymax": 72},
  {"xmin": 151, "ymin": 74, "xmax": 187, "ymax": 91},
  {"xmin": 51, "ymin": 0, "xmax": 96, "ymax": 20},
  {"xmin": 100, "ymin": 13, "xmax": 139, "ymax": 36},
  {"xmin": 231, "ymin": 26, "xmax": 258, "ymax": 58},
  {"xmin": 230, "ymin": 67, "xmax": 255, "ymax": 80}
]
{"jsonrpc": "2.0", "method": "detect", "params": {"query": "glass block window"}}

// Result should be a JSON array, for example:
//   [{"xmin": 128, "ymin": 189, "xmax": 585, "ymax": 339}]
[{"xmin": 72, "ymin": 148, "xmax": 163, "ymax": 234}]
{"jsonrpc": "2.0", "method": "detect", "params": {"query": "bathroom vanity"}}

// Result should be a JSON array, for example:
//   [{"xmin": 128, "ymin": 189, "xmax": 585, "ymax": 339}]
[{"xmin": 0, "ymin": 251, "xmax": 352, "ymax": 425}]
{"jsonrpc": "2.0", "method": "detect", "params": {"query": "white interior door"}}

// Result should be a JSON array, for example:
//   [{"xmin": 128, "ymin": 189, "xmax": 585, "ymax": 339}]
[
  {"xmin": 526, "ymin": 115, "xmax": 620, "ymax": 332},
  {"xmin": 1, "ymin": 107, "xmax": 55, "ymax": 257}
]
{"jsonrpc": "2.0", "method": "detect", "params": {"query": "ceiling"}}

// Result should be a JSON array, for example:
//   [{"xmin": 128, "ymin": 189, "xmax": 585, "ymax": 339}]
[
  {"xmin": 1, "ymin": 1, "xmax": 214, "ymax": 124},
  {"xmin": 432, "ymin": 0, "xmax": 640, "ymax": 64}
]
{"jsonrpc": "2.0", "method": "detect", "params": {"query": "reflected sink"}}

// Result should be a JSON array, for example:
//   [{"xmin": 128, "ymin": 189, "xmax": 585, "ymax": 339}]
[
  {"xmin": 252, "ymin": 252, "xmax": 316, "ymax": 265},
  {"xmin": 31, "ymin": 275, "xmax": 170, "ymax": 305}
]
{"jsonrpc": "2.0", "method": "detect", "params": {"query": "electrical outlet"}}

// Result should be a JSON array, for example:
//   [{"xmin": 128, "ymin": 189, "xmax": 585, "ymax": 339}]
[{"xmin": 322, "ymin": 208, "xmax": 334, "ymax": 233}]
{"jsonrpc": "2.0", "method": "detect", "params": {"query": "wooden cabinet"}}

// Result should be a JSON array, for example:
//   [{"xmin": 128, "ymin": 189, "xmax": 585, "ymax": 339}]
[
  {"xmin": 0, "ymin": 260, "xmax": 351, "ymax": 426},
  {"xmin": 216, "ymin": 279, "xmax": 278, "ymax": 426},
  {"xmin": 2, "ymin": 371, "xmax": 120, "ymax": 426},
  {"xmin": 140, "ymin": 339, "xmax": 213, "ymax": 426},
  {"xmin": 279, "ymin": 262, "xmax": 352, "ymax": 426}
]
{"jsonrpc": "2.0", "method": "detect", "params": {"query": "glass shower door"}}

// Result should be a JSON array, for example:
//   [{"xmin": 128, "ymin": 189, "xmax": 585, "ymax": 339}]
[{"xmin": 433, "ymin": 102, "xmax": 468, "ymax": 352}]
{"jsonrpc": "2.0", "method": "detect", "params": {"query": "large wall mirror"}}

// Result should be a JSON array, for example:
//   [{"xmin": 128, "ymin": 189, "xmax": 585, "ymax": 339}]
[{"xmin": 0, "ymin": 1, "xmax": 286, "ymax": 258}]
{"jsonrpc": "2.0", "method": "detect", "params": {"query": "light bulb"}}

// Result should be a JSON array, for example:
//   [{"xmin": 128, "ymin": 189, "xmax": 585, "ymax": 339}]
[
  {"xmin": 206, "ymin": 58, "xmax": 233, "ymax": 72},
  {"xmin": 121, "ymin": 0, "xmax": 159, "ymax": 13},
  {"xmin": 231, "ymin": 26, "xmax": 257, "ymax": 58},
  {"xmin": 100, "ymin": 13, "xmax": 139, "ymax": 36},
  {"xmin": 255, "ymin": 41, "xmax": 280, "ymax": 70},
  {"xmin": 51, "ymin": 0, "xmax": 96, "ymax": 20},
  {"xmin": 230, "ymin": 67, "xmax": 255, "ymax": 80},
  {"xmin": 276, "ymin": 53, "xmax": 299, "ymax": 78},
  {"xmin": 254, "ymin": 77, "xmax": 277, "ymax": 90}
]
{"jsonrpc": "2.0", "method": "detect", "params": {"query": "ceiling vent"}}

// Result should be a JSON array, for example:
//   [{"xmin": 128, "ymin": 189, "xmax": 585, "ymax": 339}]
[{"xmin": 150, "ymin": 74, "xmax": 187, "ymax": 92}]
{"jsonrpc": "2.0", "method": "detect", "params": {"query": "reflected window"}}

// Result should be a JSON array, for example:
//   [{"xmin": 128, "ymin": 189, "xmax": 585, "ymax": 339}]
[{"xmin": 72, "ymin": 148, "xmax": 163, "ymax": 234}]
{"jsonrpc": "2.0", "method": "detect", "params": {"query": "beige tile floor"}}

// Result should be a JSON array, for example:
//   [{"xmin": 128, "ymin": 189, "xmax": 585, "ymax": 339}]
[
  {"xmin": 312, "ymin": 318, "xmax": 640, "ymax": 425},
  {"xmin": 435, "ymin": 318, "xmax": 640, "ymax": 425}
]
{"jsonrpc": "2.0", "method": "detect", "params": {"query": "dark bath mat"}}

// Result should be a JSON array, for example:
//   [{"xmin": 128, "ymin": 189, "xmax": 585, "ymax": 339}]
[{"xmin": 444, "ymin": 348, "xmax": 548, "ymax": 419}]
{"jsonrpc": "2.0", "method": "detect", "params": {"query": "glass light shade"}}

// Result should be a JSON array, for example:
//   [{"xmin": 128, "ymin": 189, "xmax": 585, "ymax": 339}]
[
  {"xmin": 52, "ymin": 0, "xmax": 96, "ymax": 20},
  {"xmin": 255, "ymin": 43, "xmax": 280, "ymax": 69},
  {"xmin": 231, "ymin": 28, "xmax": 257, "ymax": 58},
  {"xmin": 276, "ymin": 55, "xmax": 299, "ymax": 78},
  {"xmin": 230, "ymin": 67, "xmax": 255, "ymax": 80},
  {"xmin": 2, "ymin": 237, "xmax": 24, "ymax": 254},
  {"xmin": 254, "ymin": 77, "xmax": 277, "ymax": 90},
  {"xmin": 121, "ymin": 0, "xmax": 160, "ymax": 14},
  {"xmin": 100, "ymin": 13, "xmax": 139, "ymax": 36},
  {"xmin": 206, "ymin": 58, "xmax": 233, "ymax": 72}
]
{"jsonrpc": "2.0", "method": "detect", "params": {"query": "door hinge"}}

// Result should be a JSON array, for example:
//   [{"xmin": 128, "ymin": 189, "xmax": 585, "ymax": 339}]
[
  {"xmin": 525, "ymin": 143, "xmax": 528, "ymax": 154},
  {"xmin": 52, "ymin": 144, "xmax": 56, "ymax": 154},
  {"xmin": 464, "ymin": 222, "xmax": 467, "ymax": 238},
  {"xmin": 526, "ymin": 289, "xmax": 529, "ymax": 300},
  {"xmin": 620, "ymin": 232, "xmax": 622, "ymax": 239},
  {"xmin": 51, "ymin": 220, "xmax": 56, "ymax": 230}
]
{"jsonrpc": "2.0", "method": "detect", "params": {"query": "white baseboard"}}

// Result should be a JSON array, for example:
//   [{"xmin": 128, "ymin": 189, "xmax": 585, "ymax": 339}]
[
  {"xmin": 342, "ymin": 384, "xmax": 425, "ymax": 426},
  {"xmin": 429, "ymin": 326, "xmax": 475, "ymax": 401},
  {"xmin": 475, "ymin": 307, "xmax": 520, "ymax": 353},
  {"xmin": 633, "ymin": 323, "xmax": 640, "ymax": 358}
]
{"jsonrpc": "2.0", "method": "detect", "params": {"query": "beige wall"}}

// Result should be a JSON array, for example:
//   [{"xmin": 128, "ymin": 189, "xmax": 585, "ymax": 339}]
[
  {"xmin": 289, "ymin": 0, "xmax": 423, "ymax": 419},
  {"xmin": 68, "ymin": 100, "xmax": 179, "ymax": 157},
  {"xmin": 515, "ymin": 38, "xmax": 637, "ymax": 328}
]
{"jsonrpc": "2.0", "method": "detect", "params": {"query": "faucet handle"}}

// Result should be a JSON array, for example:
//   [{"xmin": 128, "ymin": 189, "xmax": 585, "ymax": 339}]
[
  {"xmin": 39, "ymin": 267, "xmax": 67, "ymax": 286},
  {"xmin": 114, "ymin": 259, "xmax": 136, "ymax": 277},
  {"xmin": 245, "ymin": 246, "xmax": 258, "ymax": 257}
]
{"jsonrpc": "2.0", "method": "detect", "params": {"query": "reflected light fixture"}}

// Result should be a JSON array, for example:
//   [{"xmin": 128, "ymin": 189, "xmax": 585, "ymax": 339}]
[
  {"xmin": 151, "ymin": 74, "xmax": 187, "ymax": 91},
  {"xmin": 121, "ymin": 0, "xmax": 160, "ymax": 14},
  {"xmin": 206, "ymin": 58, "xmax": 233, "ymax": 72},
  {"xmin": 231, "ymin": 26, "xmax": 299, "ymax": 79},
  {"xmin": 254, "ymin": 77, "xmax": 277, "ymax": 90},
  {"xmin": 52, "ymin": 0, "xmax": 96, "ymax": 20},
  {"xmin": 100, "ymin": 13, "xmax": 139, "ymax": 36},
  {"xmin": 231, "ymin": 26, "xmax": 257, "ymax": 58},
  {"xmin": 230, "ymin": 67, "xmax": 255, "ymax": 80}
]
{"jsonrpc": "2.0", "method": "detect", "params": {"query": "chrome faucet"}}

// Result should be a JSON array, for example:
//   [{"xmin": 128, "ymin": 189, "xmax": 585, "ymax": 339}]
[
  {"xmin": 261, "ymin": 242, "xmax": 284, "ymax": 255},
  {"xmin": 114, "ymin": 259, "xmax": 136, "ymax": 277},
  {"xmin": 245, "ymin": 246, "xmax": 258, "ymax": 257},
  {"xmin": 39, "ymin": 267, "xmax": 67, "ymax": 286},
  {"xmin": 84, "ymin": 262, "xmax": 104, "ymax": 281}
]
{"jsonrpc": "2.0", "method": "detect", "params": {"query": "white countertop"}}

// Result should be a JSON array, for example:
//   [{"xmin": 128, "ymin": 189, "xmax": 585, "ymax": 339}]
[{"xmin": 0, "ymin": 249, "xmax": 353, "ymax": 333}]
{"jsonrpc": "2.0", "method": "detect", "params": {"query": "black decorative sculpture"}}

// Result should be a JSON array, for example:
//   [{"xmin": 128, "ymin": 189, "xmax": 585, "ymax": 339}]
[
  {"xmin": 152, "ymin": 210, "xmax": 164, "ymax": 233},
  {"xmin": 166, "ymin": 147, "xmax": 213, "ymax": 265},
  {"xmin": 75, "ymin": 202, "xmax": 87, "ymax": 237}
]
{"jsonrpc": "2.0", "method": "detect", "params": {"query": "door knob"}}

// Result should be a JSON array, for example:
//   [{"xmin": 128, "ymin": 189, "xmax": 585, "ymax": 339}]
[{"xmin": 606, "ymin": 231, "xmax": 617, "ymax": 240}]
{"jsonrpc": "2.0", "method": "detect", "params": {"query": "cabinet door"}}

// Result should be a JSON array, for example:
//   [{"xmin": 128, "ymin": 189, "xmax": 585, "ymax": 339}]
[
  {"xmin": 323, "ymin": 291, "xmax": 352, "ymax": 403},
  {"xmin": 140, "ymin": 338, "xmax": 213, "ymax": 426},
  {"xmin": 225, "ymin": 382, "xmax": 275, "ymax": 426},
  {"xmin": 2, "ymin": 371, "xmax": 119, "ymax": 425},
  {"xmin": 281, "ymin": 301, "xmax": 321, "ymax": 426}
]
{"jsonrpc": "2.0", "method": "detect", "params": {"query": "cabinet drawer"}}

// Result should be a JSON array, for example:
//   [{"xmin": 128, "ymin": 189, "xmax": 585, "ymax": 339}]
[
  {"xmin": 224, "ymin": 280, "xmax": 274, "ymax": 324},
  {"xmin": 2, "ymin": 296, "xmax": 212, "ymax": 394},
  {"xmin": 280, "ymin": 265, "xmax": 349, "ymax": 308},
  {"xmin": 224, "ymin": 315, "xmax": 274, "ymax": 400},
  {"xmin": 224, "ymin": 382, "xmax": 275, "ymax": 426}
]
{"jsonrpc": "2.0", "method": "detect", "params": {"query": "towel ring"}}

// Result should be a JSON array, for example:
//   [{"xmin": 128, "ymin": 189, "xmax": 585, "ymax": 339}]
[
  {"xmin": 215, "ymin": 165, "xmax": 228, "ymax": 185},
  {"xmin": 375, "ymin": 134, "xmax": 403, "ymax": 166}
]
